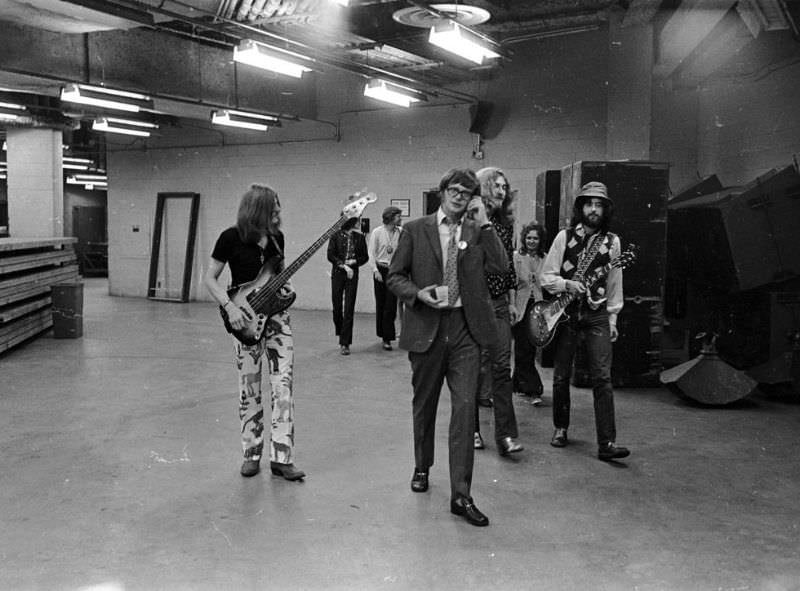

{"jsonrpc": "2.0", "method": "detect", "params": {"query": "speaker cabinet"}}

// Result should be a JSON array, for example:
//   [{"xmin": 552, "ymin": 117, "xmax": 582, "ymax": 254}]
[
  {"xmin": 535, "ymin": 170, "xmax": 562, "ymax": 252},
  {"xmin": 560, "ymin": 160, "xmax": 670, "ymax": 387},
  {"xmin": 469, "ymin": 101, "xmax": 494, "ymax": 137},
  {"xmin": 668, "ymin": 165, "xmax": 800, "ymax": 293}
]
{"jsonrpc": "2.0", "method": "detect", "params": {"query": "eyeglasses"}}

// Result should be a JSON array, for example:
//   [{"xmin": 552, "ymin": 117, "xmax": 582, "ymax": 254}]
[{"xmin": 446, "ymin": 186, "xmax": 474, "ymax": 199}]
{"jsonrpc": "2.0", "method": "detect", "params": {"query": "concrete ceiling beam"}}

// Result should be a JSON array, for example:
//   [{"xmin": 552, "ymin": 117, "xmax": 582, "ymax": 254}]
[{"xmin": 653, "ymin": 0, "xmax": 738, "ymax": 79}]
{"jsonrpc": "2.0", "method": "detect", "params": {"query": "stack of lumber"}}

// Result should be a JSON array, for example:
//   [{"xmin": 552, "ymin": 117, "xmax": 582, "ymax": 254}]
[{"xmin": 0, "ymin": 237, "xmax": 79, "ymax": 354}]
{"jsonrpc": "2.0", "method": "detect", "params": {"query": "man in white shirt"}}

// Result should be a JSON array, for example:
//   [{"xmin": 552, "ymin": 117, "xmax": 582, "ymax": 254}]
[
  {"xmin": 539, "ymin": 181, "xmax": 630, "ymax": 462},
  {"xmin": 368, "ymin": 206, "xmax": 403, "ymax": 350}
]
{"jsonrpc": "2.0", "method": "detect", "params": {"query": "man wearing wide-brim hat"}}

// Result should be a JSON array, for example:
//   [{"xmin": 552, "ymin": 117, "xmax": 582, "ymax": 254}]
[{"xmin": 539, "ymin": 181, "xmax": 631, "ymax": 461}]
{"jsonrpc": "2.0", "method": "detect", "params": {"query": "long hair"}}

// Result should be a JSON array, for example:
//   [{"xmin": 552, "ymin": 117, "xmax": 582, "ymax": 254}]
[
  {"xmin": 476, "ymin": 167, "xmax": 515, "ymax": 225},
  {"xmin": 519, "ymin": 222, "xmax": 546, "ymax": 257},
  {"xmin": 570, "ymin": 195, "xmax": 614, "ymax": 234},
  {"xmin": 236, "ymin": 184, "xmax": 280, "ymax": 243}
]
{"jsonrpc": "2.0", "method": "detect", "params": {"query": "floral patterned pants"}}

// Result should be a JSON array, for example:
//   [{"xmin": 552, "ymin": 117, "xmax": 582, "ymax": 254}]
[{"xmin": 232, "ymin": 310, "xmax": 295, "ymax": 464}]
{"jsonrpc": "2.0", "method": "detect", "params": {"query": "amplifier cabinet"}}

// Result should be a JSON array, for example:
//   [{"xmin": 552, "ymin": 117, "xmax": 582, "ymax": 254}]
[{"xmin": 668, "ymin": 165, "xmax": 800, "ymax": 293}]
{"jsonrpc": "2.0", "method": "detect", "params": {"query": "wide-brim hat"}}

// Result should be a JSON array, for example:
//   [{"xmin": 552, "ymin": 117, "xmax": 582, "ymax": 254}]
[{"xmin": 576, "ymin": 181, "xmax": 613, "ymax": 205}]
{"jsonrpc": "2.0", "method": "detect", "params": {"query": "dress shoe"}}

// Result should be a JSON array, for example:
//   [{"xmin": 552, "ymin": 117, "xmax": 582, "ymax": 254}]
[
  {"xmin": 598, "ymin": 442, "xmax": 630, "ymax": 461},
  {"xmin": 450, "ymin": 496, "xmax": 489, "ymax": 527},
  {"xmin": 550, "ymin": 428, "xmax": 568, "ymax": 448},
  {"xmin": 340, "ymin": 345, "xmax": 350, "ymax": 356},
  {"xmin": 270, "ymin": 462, "xmax": 306, "ymax": 481},
  {"xmin": 410, "ymin": 469, "xmax": 429, "ymax": 493},
  {"xmin": 477, "ymin": 398, "xmax": 493, "ymax": 408},
  {"xmin": 531, "ymin": 396, "xmax": 543, "ymax": 407},
  {"xmin": 474, "ymin": 432, "xmax": 485, "ymax": 450},
  {"xmin": 382, "ymin": 341, "xmax": 393, "ymax": 351},
  {"xmin": 240, "ymin": 459, "xmax": 260, "ymax": 477},
  {"xmin": 497, "ymin": 436, "xmax": 523, "ymax": 456}
]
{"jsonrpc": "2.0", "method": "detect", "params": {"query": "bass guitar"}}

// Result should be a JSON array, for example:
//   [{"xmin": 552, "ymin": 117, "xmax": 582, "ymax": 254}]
[
  {"xmin": 220, "ymin": 191, "xmax": 377, "ymax": 345},
  {"xmin": 527, "ymin": 244, "xmax": 638, "ymax": 347}
]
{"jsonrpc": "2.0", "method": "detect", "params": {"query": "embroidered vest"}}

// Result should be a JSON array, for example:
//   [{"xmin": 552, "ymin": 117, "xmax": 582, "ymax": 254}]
[{"xmin": 560, "ymin": 227, "xmax": 616, "ymax": 309}]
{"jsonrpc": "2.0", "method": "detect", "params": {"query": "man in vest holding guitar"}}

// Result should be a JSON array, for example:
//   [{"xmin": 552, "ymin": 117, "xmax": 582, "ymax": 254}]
[{"xmin": 539, "ymin": 181, "xmax": 631, "ymax": 462}]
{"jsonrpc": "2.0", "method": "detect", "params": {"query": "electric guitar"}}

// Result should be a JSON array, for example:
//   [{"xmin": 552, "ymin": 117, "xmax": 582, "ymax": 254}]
[
  {"xmin": 220, "ymin": 191, "xmax": 377, "ymax": 345},
  {"xmin": 527, "ymin": 244, "xmax": 639, "ymax": 347}
]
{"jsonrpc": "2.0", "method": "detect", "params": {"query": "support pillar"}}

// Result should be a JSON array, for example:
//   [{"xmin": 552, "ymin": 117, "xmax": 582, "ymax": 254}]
[{"xmin": 6, "ymin": 128, "xmax": 63, "ymax": 237}]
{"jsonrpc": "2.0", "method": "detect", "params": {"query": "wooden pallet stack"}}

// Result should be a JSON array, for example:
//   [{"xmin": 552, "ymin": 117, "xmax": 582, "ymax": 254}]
[{"xmin": 0, "ymin": 237, "xmax": 79, "ymax": 354}]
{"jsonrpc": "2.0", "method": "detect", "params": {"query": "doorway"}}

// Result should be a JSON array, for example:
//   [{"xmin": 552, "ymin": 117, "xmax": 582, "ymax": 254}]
[{"xmin": 72, "ymin": 205, "xmax": 108, "ymax": 277}]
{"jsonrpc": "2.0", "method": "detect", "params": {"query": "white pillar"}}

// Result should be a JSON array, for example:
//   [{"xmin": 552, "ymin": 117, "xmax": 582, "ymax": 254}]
[{"xmin": 6, "ymin": 128, "xmax": 64, "ymax": 237}]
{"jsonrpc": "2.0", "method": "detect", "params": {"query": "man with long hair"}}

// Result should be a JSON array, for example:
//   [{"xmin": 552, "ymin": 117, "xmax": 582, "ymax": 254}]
[
  {"xmin": 473, "ymin": 166, "xmax": 524, "ymax": 457},
  {"xmin": 540, "ymin": 181, "xmax": 630, "ymax": 461},
  {"xmin": 204, "ymin": 184, "xmax": 305, "ymax": 480},
  {"xmin": 327, "ymin": 211, "xmax": 369, "ymax": 356},
  {"xmin": 387, "ymin": 168, "xmax": 507, "ymax": 527}
]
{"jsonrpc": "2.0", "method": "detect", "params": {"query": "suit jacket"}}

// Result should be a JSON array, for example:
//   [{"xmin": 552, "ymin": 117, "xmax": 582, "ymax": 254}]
[{"xmin": 387, "ymin": 213, "xmax": 508, "ymax": 353}]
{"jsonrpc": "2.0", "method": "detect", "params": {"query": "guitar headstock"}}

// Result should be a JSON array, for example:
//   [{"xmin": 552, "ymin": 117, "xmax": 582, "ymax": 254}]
[
  {"xmin": 342, "ymin": 191, "xmax": 378, "ymax": 219},
  {"xmin": 613, "ymin": 243, "xmax": 639, "ymax": 269}
]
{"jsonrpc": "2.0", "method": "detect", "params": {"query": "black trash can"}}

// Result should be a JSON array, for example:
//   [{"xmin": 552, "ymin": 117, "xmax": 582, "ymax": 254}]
[{"xmin": 51, "ymin": 282, "xmax": 84, "ymax": 339}]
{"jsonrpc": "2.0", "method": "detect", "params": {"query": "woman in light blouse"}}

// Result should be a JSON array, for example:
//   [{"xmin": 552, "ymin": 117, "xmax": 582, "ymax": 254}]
[{"xmin": 511, "ymin": 222, "xmax": 547, "ymax": 406}]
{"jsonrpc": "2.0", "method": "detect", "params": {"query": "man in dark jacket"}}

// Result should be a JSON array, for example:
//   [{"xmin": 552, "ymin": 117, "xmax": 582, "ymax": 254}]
[{"xmin": 387, "ymin": 168, "xmax": 507, "ymax": 527}]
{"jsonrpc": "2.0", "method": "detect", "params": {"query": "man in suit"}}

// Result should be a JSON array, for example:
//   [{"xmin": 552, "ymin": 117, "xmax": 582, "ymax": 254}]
[{"xmin": 387, "ymin": 168, "xmax": 508, "ymax": 527}]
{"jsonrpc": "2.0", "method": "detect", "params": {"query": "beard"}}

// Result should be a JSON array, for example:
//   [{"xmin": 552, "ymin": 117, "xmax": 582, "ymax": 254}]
[{"xmin": 581, "ymin": 211, "xmax": 603, "ymax": 230}]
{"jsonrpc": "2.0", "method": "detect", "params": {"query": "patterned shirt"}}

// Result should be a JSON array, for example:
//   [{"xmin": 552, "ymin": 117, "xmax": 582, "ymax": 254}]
[{"xmin": 486, "ymin": 219, "xmax": 517, "ymax": 299}]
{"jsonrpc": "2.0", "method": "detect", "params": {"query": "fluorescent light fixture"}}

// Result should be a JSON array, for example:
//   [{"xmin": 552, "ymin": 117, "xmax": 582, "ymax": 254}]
[
  {"xmin": 93, "ymin": 117, "xmax": 158, "ymax": 137},
  {"xmin": 67, "ymin": 176, "xmax": 107, "ymax": 190},
  {"xmin": 0, "ymin": 173, "xmax": 6, "ymax": 180},
  {"xmin": 330, "ymin": 0, "xmax": 349, "ymax": 5},
  {"xmin": 363, "ymin": 79, "xmax": 426, "ymax": 108},
  {"xmin": 429, "ymin": 21, "xmax": 501, "ymax": 65},
  {"xmin": 0, "ymin": 101, "xmax": 26, "ymax": 120},
  {"xmin": 211, "ymin": 109, "xmax": 279, "ymax": 131},
  {"xmin": 63, "ymin": 156, "xmax": 94, "ymax": 164},
  {"xmin": 63, "ymin": 156, "xmax": 94, "ymax": 171},
  {"xmin": 234, "ymin": 39, "xmax": 312, "ymax": 79},
  {"xmin": 70, "ymin": 173, "xmax": 108, "ymax": 182},
  {"xmin": 61, "ymin": 84, "xmax": 152, "ymax": 112}
]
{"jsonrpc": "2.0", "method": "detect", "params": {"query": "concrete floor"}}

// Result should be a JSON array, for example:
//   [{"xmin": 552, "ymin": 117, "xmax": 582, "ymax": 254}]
[{"xmin": 1, "ymin": 278, "xmax": 799, "ymax": 591}]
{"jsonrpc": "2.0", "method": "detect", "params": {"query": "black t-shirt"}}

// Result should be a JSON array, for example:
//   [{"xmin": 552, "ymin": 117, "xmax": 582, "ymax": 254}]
[{"xmin": 211, "ymin": 226, "xmax": 285, "ymax": 287}]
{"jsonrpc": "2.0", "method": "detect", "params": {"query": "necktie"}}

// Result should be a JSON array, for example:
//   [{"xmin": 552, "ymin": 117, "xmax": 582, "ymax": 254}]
[{"xmin": 444, "ymin": 219, "xmax": 460, "ymax": 307}]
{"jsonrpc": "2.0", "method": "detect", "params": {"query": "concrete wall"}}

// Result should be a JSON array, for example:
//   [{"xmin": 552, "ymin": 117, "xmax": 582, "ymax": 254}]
[
  {"xmin": 651, "ymin": 31, "xmax": 800, "ymax": 192},
  {"xmin": 696, "ymin": 56, "xmax": 800, "ymax": 186}
]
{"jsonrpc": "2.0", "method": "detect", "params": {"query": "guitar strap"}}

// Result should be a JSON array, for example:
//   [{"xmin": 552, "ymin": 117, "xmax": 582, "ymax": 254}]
[
  {"xmin": 268, "ymin": 235, "xmax": 285, "ymax": 272},
  {"xmin": 573, "ymin": 232, "xmax": 604, "ymax": 282}
]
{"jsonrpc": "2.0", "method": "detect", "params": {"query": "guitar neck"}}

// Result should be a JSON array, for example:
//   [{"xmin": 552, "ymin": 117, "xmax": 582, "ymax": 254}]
[{"xmin": 268, "ymin": 216, "xmax": 350, "ymax": 292}]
